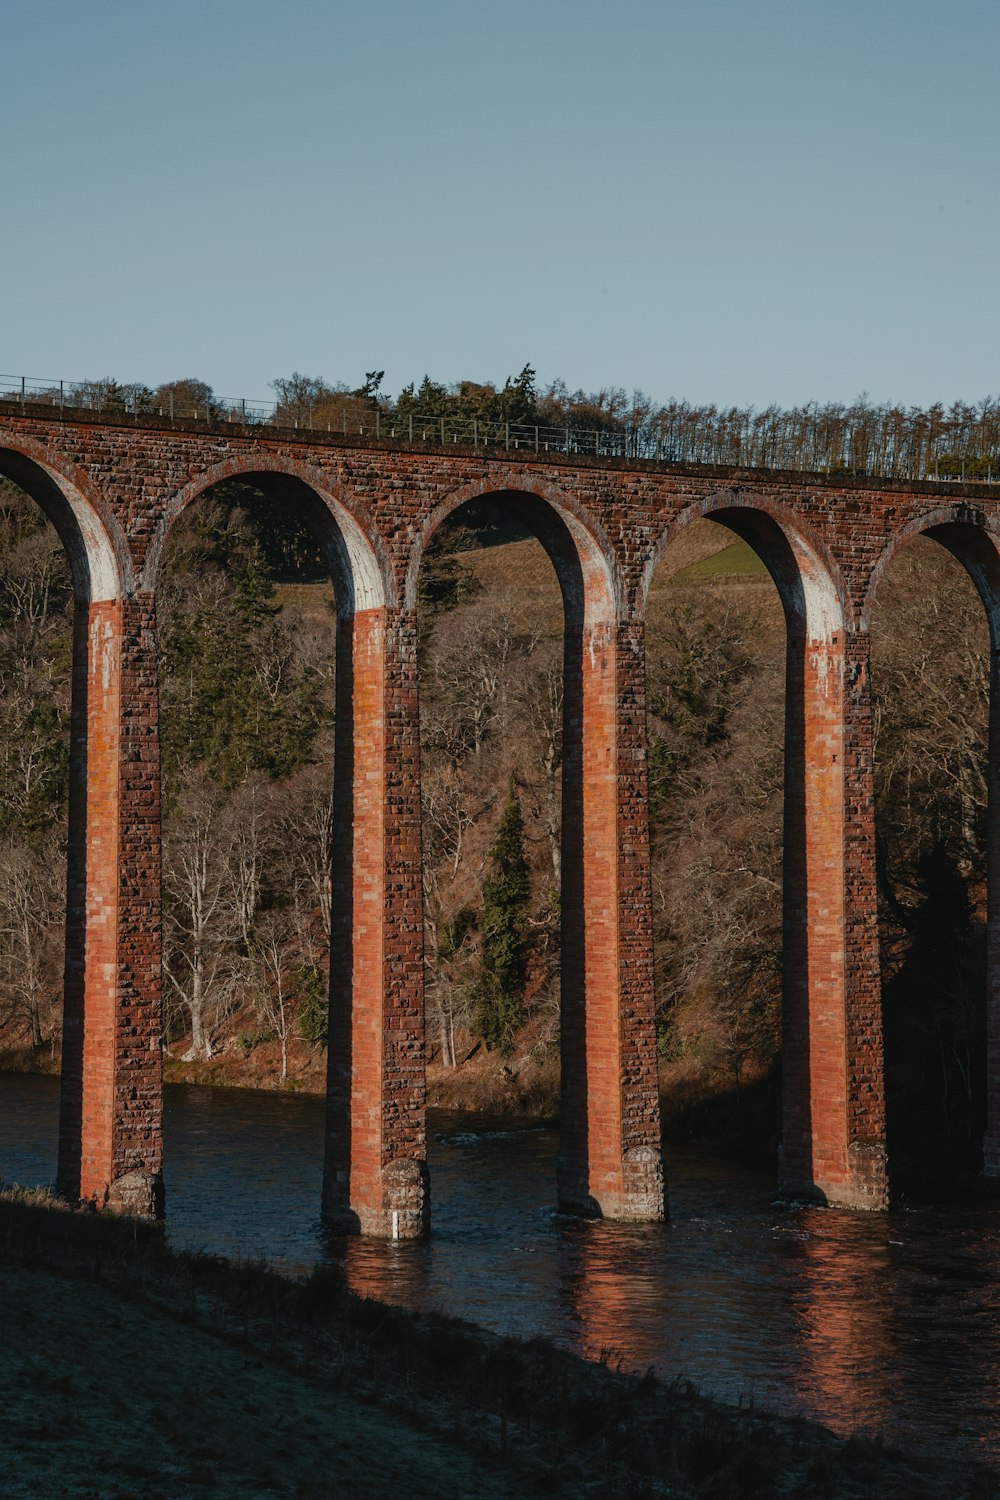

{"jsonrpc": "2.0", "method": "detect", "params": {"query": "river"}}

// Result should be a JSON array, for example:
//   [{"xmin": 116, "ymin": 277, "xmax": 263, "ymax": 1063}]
[{"xmin": 3, "ymin": 1072, "xmax": 1000, "ymax": 1472}]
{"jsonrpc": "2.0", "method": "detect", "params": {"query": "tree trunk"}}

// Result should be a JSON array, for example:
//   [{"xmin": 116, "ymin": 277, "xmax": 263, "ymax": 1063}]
[
  {"xmin": 438, "ymin": 995, "xmax": 455, "ymax": 1068},
  {"xmin": 185, "ymin": 951, "xmax": 210, "ymax": 1060}
]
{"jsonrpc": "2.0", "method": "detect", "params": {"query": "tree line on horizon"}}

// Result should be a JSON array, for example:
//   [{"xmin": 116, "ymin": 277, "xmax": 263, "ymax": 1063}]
[{"xmin": 18, "ymin": 365, "xmax": 1000, "ymax": 480}]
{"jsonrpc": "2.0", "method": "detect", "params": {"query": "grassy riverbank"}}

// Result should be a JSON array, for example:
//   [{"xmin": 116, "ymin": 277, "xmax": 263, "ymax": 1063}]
[
  {"xmin": 1, "ymin": 1190, "xmax": 996, "ymax": 1499},
  {"xmin": 1, "ymin": 1041, "xmax": 565, "ymax": 1120}
]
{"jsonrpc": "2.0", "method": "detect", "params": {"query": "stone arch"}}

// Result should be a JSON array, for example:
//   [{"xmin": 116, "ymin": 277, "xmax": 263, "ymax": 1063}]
[
  {"xmin": 864, "ymin": 503, "xmax": 1000, "ymax": 1186},
  {"xmin": 142, "ymin": 455, "xmax": 391, "ymax": 613},
  {"xmin": 864, "ymin": 504, "xmax": 1000, "ymax": 640},
  {"xmin": 642, "ymin": 490, "xmax": 886, "ymax": 1208},
  {"xmin": 147, "ymin": 453, "xmax": 419, "ymax": 1236},
  {"xmin": 641, "ymin": 492, "xmax": 849, "ymax": 641},
  {"xmin": 0, "ymin": 437, "xmax": 129, "ymax": 601},
  {"xmin": 409, "ymin": 472, "xmax": 664, "ymax": 1223},
  {"xmin": 0, "ymin": 434, "xmax": 156, "ymax": 1213},
  {"xmin": 404, "ymin": 473, "xmax": 622, "ymax": 629}
]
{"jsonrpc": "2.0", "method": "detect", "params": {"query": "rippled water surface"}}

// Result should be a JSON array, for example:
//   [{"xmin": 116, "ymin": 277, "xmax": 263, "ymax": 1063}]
[{"xmin": 4, "ymin": 1072, "xmax": 1000, "ymax": 1471}]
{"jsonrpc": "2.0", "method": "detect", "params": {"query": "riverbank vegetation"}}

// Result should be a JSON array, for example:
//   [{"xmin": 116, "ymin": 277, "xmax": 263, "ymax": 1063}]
[
  {"xmin": 1, "ymin": 1187, "xmax": 993, "ymax": 1499},
  {"xmin": 0, "ymin": 366, "xmax": 995, "ymax": 1192}
]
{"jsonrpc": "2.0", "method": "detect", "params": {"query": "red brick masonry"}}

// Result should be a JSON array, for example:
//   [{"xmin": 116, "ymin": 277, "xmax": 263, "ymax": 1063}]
[{"xmin": 5, "ymin": 406, "xmax": 999, "ymax": 1231}]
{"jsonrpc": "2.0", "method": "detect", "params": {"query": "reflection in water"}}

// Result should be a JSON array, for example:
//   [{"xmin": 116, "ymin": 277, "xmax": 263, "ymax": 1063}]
[
  {"xmin": 3, "ymin": 1072, "xmax": 1000, "ymax": 1471},
  {"xmin": 558, "ymin": 1219, "xmax": 661, "ymax": 1367},
  {"xmin": 333, "ymin": 1124, "xmax": 569, "ymax": 1341},
  {"xmin": 790, "ymin": 1216, "xmax": 894, "ymax": 1439}
]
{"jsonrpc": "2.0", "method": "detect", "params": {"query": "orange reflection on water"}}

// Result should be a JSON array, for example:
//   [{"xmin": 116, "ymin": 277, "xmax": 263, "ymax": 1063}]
[
  {"xmin": 558, "ymin": 1220, "xmax": 666, "ymax": 1368},
  {"xmin": 788, "ymin": 1211, "xmax": 894, "ymax": 1437},
  {"xmin": 337, "ymin": 1235, "xmax": 434, "ymax": 1309}
]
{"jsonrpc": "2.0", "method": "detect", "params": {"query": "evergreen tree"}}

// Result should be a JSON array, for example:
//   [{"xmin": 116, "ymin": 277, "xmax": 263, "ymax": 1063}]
[
  {"xmin": 159, "ymin": 503, "xmax": 328, "ymax": 791},
  {"xmin": 474, "ymin": 787, "xmax": 530, "ymax": 1053},
  {"xmin": 296, "ymin": 963, "xmax": 329, "ymax": 1047}
]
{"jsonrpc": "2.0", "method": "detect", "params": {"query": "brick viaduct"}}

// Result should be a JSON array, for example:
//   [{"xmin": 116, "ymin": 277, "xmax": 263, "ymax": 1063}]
[{"xmin": 2, "ymin": 403, "xmax": 999, "ymax": 1235}]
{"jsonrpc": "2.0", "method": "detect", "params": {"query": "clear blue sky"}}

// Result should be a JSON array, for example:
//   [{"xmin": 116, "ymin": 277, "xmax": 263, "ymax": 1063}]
[{"xmin": 3, "ymin": 0, "xmax": 997, "ymax": 408}]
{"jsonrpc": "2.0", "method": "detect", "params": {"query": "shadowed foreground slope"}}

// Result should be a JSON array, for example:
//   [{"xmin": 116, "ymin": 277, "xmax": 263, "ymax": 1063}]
[
  {"xmin": 2, "ymin": 1193, "xmax": 996, "ymax": 1499},
  {"xmin": 3, "ymin": 1262, "xmax": 525, "ymax": 1500}
]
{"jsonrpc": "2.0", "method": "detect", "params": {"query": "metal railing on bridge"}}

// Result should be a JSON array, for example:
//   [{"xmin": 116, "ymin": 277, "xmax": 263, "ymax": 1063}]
[{"xmin": 1, "ymin": 372, "xmax": 997, "ymax": 486}]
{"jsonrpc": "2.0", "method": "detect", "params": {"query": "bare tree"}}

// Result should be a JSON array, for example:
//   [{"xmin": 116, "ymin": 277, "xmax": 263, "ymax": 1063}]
[
  {"xmin": 273, "ymin": 765, "xmax": 334, "ymax": 970},
  {"xmin": 252, "ymin": 911, "xmax": 296, "ymax": 1081},
  {"xmin": 162, "ymin": 773, "xmax": 244, "ymax": 1059},
  {"xmin": 227, "ymin": 775, "xmax": 271, "ymax": 952},
  {"xmin": 512, "ymin": 651, "xmax": 563, "ymax": 881},
  {"xmin": 0, "ymin": 836, "xmax": 64, "ymax": 1050}
]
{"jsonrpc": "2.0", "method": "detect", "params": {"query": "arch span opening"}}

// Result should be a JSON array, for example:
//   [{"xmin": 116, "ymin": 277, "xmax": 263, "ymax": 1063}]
[
  {"xmin": 413, "ymin": 486, "xmax": 663, "ymax": 1224},
  {"xmin": 869, "ymin": 525, "xmax": 998, "ymax": 1191},
  {"xmin": 0, "ymin": 446, "xmax": 132, "ymax": 1209},
  {"xmin": 645, "ymin": 504, "xmax": 881, "ymax": 1209},
  {"xmin": 156, "ymin": 479, "xmax": 338, "ymax": 1068},
  {"xmin": 416, "ymin": 495, "xmax": 567, "ymax": 1089},
  {"xmin": 0, "ymin": 471, "xmax": 75, "ymax": 1071},
  {"xmin": 154, "ymin": 467, "xmax": 404, "ymax": 1234},
  {"xmin": 644, "ymin": 516, "xmax": 786, "ymax": 1163}
]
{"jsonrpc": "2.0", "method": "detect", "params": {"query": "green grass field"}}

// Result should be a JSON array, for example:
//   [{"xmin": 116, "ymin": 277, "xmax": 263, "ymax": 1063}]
[{"xmin": 669, "ymin": 538, "xmax": 769, "ymax": 582}]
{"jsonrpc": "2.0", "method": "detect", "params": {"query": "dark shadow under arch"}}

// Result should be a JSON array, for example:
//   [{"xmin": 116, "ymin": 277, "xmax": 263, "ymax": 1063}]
[
  {"xmin": 145, "ymin": 462, "xmax": 390, "ymax": 616},
  {"xmin": 868, "ymin": 516, "xmax": 1000, "ymax": 1190}
]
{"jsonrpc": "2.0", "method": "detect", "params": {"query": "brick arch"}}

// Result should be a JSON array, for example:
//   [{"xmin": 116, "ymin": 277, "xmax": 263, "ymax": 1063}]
[
  {"xmin": 403, "ymin": 472, "xmax": 622, "ymax": 626},
  {"xmin": 863, "ymin": 503, "xmax": 1000, "ymax": 1187},
  {"xmin": 0, "ymin": 435, "xmax": 130, "ymax": 602},
  {"xmin": 643, "ymin": 490, "xmax": 888, "ymax": 1209},
  {"xmin": 0, "ymin": 440, "xmax": 156, "ymax": 1215},
  {"xmin": 405, "ymin": 469, "xmax": 664, "ymax": 1224},
  {"xmin": 640, "ymin": 492, "xmax": 850, "ymax": 639},
  {"xmin": 141, "ymin": 454, "xmax": 392, "ymax": 613},
  {"xmin": 863, "ymin": 504, "xmax": 1000, "ymax": 640}
]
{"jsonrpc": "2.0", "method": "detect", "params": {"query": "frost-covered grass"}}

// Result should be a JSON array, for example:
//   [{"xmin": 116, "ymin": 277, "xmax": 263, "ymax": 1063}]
[{"xmin": 1, "ymin": 1188, "xmax": 994, "ymax": 1499}]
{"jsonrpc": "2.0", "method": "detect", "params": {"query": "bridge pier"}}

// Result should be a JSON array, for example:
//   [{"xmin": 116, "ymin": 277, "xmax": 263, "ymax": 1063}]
[
  {"xmin": 57, "ymin": 596, "xmax": 164, "ymax": 1218},
  {"xmin": 557, "ymin": 615, "xmax": 666, "ymax": 1222},
  {"xmin": 982, "ymin": 645, "xmax": 1000, "ymax": 1181},
  {"xmin": 780, "ymin": 625, "xmax": 887, "ymax": 1209},
  {"xmin": 322, "ymin": 607, "xmax": 428, "ymax": 1237}
]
